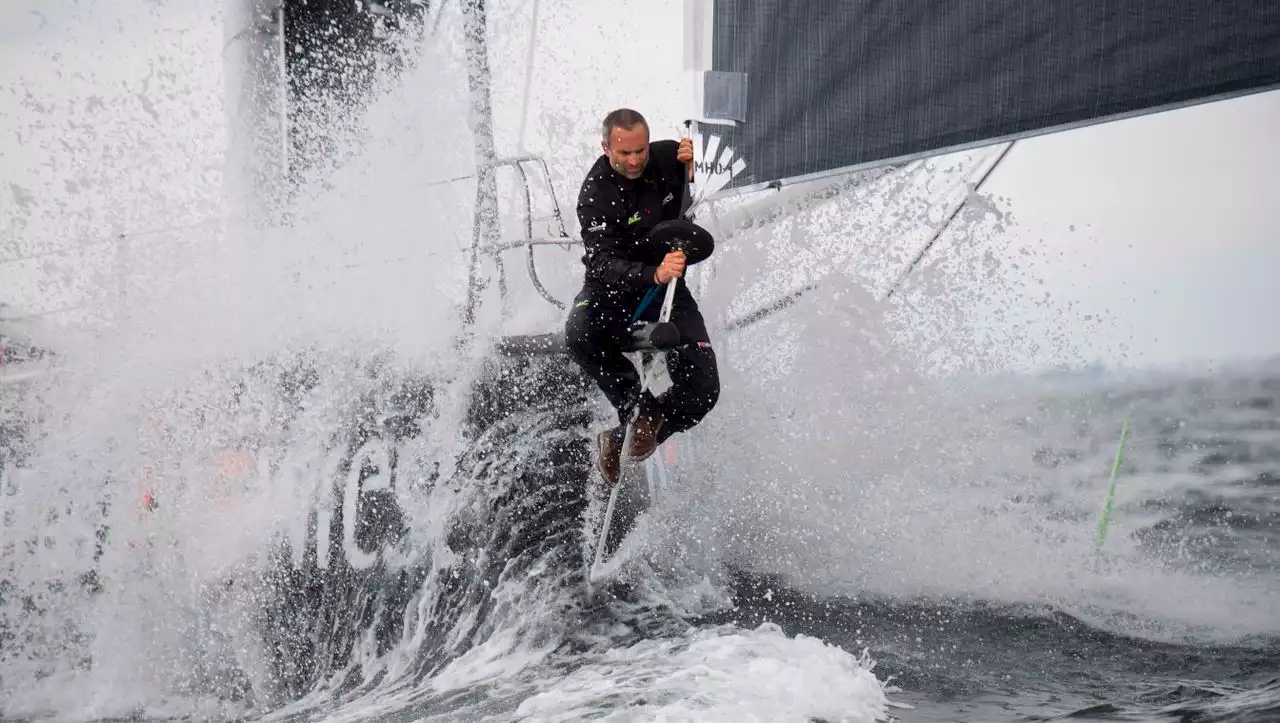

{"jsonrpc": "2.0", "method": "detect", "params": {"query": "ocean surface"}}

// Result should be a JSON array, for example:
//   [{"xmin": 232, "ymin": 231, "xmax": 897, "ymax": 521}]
[{"xmin": 2, "ymin": 348, "xmax": 1277, "ymax": 723}]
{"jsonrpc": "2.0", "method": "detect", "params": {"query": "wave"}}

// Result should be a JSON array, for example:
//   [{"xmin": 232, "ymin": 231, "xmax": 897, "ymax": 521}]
[{"xmin": 0, "ymin": 344, "xmax": 889, "ymax": 722}]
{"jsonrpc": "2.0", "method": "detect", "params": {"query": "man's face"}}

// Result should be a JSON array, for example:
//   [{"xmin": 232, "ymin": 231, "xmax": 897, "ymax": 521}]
[{"xmin": 603, "ymin": 123, "xmax": 649, "ymax": 180}]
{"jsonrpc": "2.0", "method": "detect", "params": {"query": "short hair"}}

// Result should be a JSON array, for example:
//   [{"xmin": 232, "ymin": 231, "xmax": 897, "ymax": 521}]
[{"xmin": 601, "ymin": 108, "xmax": 648, "ymax": 145}]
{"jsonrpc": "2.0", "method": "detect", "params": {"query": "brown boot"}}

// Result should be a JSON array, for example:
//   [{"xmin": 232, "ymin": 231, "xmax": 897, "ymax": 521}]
[
  {"xmin": 628, "ymin": 405, "xmax": 665, "ymax": 461},
  {"xmin": 596, "ymin": 426, "xmax": 624, "ymax": 486}
]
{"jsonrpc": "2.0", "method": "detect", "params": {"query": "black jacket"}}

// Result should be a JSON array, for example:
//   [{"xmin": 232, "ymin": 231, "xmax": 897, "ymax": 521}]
[{"xmin": 576, "ymin": 140, "xmax": 711, "ymax": 309}]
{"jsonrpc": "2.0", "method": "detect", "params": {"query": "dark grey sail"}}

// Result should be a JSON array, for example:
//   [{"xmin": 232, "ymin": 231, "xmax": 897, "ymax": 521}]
[{"xmin": 695, "ymin": 0, "xmax": 1280, "ymax": 196}]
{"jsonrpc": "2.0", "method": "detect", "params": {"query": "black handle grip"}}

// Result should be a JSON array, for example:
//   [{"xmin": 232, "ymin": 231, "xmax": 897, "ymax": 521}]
[{"xmin": 625, "ymin": 321, "xmax": 681, "ymax": 352}]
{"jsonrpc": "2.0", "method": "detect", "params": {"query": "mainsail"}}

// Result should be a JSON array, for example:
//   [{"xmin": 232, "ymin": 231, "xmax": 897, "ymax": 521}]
[{"xmin": 687, "ymin": 0, "xmax": 1280, "ymax": 197}]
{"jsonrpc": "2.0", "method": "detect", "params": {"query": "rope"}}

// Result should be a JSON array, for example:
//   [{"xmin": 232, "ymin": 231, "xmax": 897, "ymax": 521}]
[{"xmin": 630, "ymin": 285, "xmax": 661, "ymax": 323}]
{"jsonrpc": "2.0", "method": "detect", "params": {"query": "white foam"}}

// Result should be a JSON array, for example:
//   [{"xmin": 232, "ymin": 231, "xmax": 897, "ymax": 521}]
[
  {"xmin": 514, "ymin": 623, "xmax": 888, "ymax": 723},
  {"xmin": 672, "ymin": 285, "xmax": 1280, "ymax": 642}
]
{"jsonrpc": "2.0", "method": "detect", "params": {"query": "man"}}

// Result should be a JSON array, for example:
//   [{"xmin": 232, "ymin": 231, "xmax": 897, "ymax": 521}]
[{"xmin": 565, "ymin": 108, "xmax": 720, "ymax": 486}]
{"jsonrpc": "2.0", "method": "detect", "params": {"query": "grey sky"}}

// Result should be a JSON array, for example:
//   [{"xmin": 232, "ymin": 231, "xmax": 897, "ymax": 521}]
[{"xmin": 977, "ymin": 89, "xmax": 1280, "ymax": 370}]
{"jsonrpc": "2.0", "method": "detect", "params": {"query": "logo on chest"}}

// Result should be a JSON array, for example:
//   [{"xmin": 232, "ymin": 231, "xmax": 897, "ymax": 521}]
[{"xmin": 627, "ymin": 212, "xmax": 642, "ymax": 225}]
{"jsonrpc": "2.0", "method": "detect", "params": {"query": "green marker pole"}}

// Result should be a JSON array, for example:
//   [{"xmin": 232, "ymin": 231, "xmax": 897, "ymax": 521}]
[{"xmin": 1095, "ymin": 413, "xmax": 1131, "ymax": 551}]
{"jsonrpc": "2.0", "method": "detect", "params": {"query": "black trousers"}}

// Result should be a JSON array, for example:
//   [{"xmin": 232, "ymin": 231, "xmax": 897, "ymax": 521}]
[{"xmin": 565, "ymin": 286, "xmax": 719, "ymax": 446}]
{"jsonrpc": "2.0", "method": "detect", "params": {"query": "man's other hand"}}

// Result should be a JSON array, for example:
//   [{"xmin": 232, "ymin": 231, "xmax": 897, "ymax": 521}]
[
  {"xmin": 654, "ymin": 250, "xmax": 687, "ymax": 284},
  {"xmin": 677, "ymin": 137, "xmax": 694, "ymax": 181}
]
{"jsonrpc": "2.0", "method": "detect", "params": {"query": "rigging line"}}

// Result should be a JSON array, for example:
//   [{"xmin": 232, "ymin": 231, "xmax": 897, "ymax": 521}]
[
  {"xmin": 720, "ymin": 283, "xmax": 818, "ymax": 335},
  {"xmin": 515, "ymin": 0, "xmax": 541, "ymax": 154},
  {"xmin": 882, "ymin": 141, "xmax": 1015, "ymax": 301}
]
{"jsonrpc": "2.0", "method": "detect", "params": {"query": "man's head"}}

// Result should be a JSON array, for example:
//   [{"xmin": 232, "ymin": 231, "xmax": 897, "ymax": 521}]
[{"xmin": 601, "ymin": 108, "xmax": 649, "ymax": 180}]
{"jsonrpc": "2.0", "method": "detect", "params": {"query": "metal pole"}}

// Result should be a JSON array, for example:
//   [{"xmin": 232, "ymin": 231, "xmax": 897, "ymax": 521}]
[{"xmin": 461, "ymin": 0, "xmax": 501, "ymax": 327}]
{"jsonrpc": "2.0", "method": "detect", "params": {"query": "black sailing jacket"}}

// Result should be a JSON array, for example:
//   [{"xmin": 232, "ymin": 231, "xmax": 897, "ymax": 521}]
[{"xmin": 575, "ymin": 140, "xmax": 712, "ymax": 311}]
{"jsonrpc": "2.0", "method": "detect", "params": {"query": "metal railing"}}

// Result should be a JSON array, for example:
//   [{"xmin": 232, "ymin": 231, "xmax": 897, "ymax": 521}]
[{"xmin": 478, "ymin": 154, "xmax": 577, "ymax": 309}]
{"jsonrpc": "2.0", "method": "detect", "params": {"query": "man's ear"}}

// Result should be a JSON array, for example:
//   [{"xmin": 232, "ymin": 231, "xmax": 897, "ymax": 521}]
[{"xmin": 600, "ymin": 140, "xmax": 609, "ymax": 155}]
